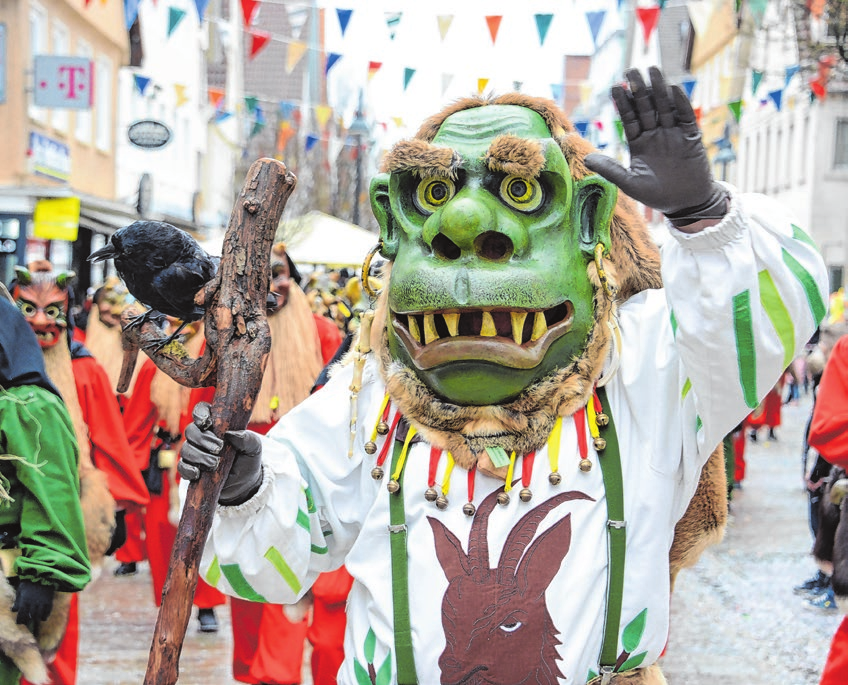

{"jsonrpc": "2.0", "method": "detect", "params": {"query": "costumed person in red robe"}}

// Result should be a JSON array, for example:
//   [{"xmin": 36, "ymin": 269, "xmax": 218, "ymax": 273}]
[
  {"xmin": 120, "ymin": 317, "xmax": 227, "ymax": 631},
  {"xmin": 807, "ymin": 334, "xmax": 848, "ymax": 683},
  {"xmin": 747, "ymin": 376, "xmax": 785, "ymax": 442},
  {"xmin": 187, "ymin": 243, "xmax": 347, "ymax": 685},
  {"xmin": 11, "ymin": 261, "xmax": 149, "ymax": 685}
]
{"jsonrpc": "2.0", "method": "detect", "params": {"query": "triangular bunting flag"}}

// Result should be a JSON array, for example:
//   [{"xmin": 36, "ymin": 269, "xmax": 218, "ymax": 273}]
[
  {"xmin": 477, "ymin": 78, "xmax": 489, "ymax": 95},
  {"xmin": 810, "ymin": 77, "xmax": 827, "ymax": 101},
  {"xmin": 681, "ymin": 78, "xmax": 696, "ymax": 99},
  {"xmin": 244, "ymin": 95, "xmax": 258, "ymax": 113},
  {"xmin": 486, "ymin": 16, "xmax": 502, "ymax": 44},
  {"xmin": 250, "ymin": 106, "xmax": 266, "ymax": 137},
  {"xmin": 636, "ymin": 6, "xmax": 660, "ymax": 45},
  {"xmin": 749, "ymin": 0, "xmax": 768, "ymax": 24},
  {"xmin": 385, "ymin": 12, "xmax": 402, "ymax": 40},
  {"xmin": 403, "ymin": 68, "xmax": 416, "ymax": 91},
  {"xmin": 174, "ymin": 83, "xmax": 189, "ymax": 108},
  {"xmin": 728, "ymin": 99, "xmax": 743, "ymax": 122},
  {"xmin": 133, "ymin": 74, "xmax": 151, "ymax": 96},
  {"xmin": 240, "ymin": 0, "xmax": 259, "ymax": 26},
  {"xmin": 785, "ymin": 65, "xmax": 800, "ymax": 87},
  {"xmin": 441, "ymin": 73, "xmax": 454, "ymax": 96},
  {"xmin": 285, "ymin": 4, "xmax": 309, "ymax": 39},
  {"xmin": 276, "ymin": 121, "xmax": 295, "ymax": 153},
  {"xmin": 751, "ymin": 70, "xmax": 764, "ymax": 95},
  {"xmin": 279, "ymin": 101, "xmax": 297, "ymax": 120},
  {"xmin": 768, "ymin": 88, "xmax": 783, "ymax": 111},
  {"xmin": 208, "ymin": 87, "xmax": 225, "ymax": 109},
  {"xmin": 585, "ymin": 11, "xmax": 605, "ymax": 46},
  {"xmin": 580, "ymin": 81, "xmax": 593, "ymax": 107},
  {"xmin": 287, "ymin": 41, "xmax": 307, "ymax": 74},
  {"xmin": 550, "ymin": 83, "xmax": 563, "ymax": 101},
  {"xmin": 325, "ymin": 53, "xmax": 342, "ymax": 76},
  {"xmin": 168, "ymin": 7, "xmax": 186, "ymax": 37},
  {"xmin": 809, "ymin": 0, "xmax": 826, "ymax": 18},
  {"xmin": 693, "ymin": 106, "xmax": 702, "ymax": 124},
  {"xmin": 124, "ymin": 0, "xmax": 141, "ymax": 29},
  {"xmin": 574, "ymin": 120, "xmax": 589, "ymax": 137},
  {"xmin": 337, "ymin": 8, "xmax": 352, "ymax": 36},
  {"xmin": 367, "ymin": 61, "xmax": 382, "ymax": 81},
  {"xmin": 437, "ymin": 15, "xmax": 453, "ymax": 41},
  {"xmin": 314, "ymin": 104, "xmax": 332, "ymax": 129},
  {"xmin": 248, "ymin": 29, "xmax": 272, "ymax": 60},
  {"xmin": 391, "ymin": 116, "xmax": 404, "ymax": 128},
  {"xmin": 213, "ymin": 110, "xmax": 232, "ymax": 124},
  {"xmin": 535, "ymin": 14, "xmax": 553, "ymax": 45},
  {"xmin": 193, "ymin": 0, "xmax": 209, "ymax": 22},
  {"xmin": 305, "ymin": 134, "xmax": 319, "ymax": 152}
]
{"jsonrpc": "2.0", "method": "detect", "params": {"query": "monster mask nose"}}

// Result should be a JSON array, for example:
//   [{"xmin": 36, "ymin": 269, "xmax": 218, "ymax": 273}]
[{"xmin": 428, "ymin": 193, "xmax": 524, "ymax": 262}]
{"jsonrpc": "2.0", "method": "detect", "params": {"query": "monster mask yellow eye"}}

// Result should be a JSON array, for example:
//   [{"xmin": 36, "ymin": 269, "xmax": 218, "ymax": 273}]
[
  {"xmin": 500, "ymin": 175, "xmax": 543, "ymax": 212},
  {"xmin": 415, "ymin": 177, "xmax": 456, "ymax": 214}
]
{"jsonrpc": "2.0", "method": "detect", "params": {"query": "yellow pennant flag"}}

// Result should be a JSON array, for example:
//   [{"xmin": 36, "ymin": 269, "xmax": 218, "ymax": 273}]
[
  {"xmin": 314, "ymin": 104, "xmax": 332, "ymax": 129},
  {"xmin": 477, "ymin": 78, "xmax": 489, "ymax": 95},
  {"xmin": 391, "ymin": 116, "xmax": 404, "ymax": 128},
  {"xmin": 580, "ymin": 81, "xmax": 593, "ymax": 107},
  {"xmin": 437, "ymin": 15, "xmax": 453, "ymax": 41},
  {"xmin": 287, "ymin": 41, "xmax": 307, "ymax": 74},
  {"xmin": 174, "ymin": 83, "xmax": 189, "ymax": 108}
]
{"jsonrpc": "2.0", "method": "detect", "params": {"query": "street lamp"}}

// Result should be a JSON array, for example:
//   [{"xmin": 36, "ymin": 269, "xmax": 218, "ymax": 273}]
[{"xmin": 347, "ymin": 91, "xmax": 370, "ymax": 226}]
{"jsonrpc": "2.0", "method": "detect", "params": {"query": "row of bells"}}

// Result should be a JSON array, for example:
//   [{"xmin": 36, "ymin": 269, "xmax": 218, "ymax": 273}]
[{"xmin": 363, "ymin": 410, "xmax": 610, "ymax": 517}]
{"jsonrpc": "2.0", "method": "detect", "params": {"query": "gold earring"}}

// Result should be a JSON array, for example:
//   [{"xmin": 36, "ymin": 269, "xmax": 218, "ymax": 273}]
[
  {"xmin": 593, "ymin": 243, "xmax": 616, "ymax": 300},
  {"xmin": 361, "ymin": 242, "xmax": 383, "ymax": 299}
]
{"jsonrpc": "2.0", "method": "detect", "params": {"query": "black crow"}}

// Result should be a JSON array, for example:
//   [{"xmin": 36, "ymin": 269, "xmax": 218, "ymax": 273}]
[{"xmin": 88, "ymin": 221, "xmax": 220, "ymax": 343}]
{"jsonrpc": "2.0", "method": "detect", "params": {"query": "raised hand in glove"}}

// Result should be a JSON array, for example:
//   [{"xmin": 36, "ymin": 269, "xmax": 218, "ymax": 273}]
[
  {"xmin": 584, "ymin": 66, "xmax": 728, "ymax": 230},
  {"xmin": 12, "ymin": 580, "xmax": 54, "ymax": 625},
  {"xmin": 178, "ymin": 401, "xmax": 264, "ymax": 506}
]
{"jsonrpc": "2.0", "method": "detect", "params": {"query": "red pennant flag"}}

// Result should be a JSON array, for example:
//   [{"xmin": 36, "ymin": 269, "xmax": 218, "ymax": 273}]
[
  {"xmin": 635, "ymin": 6, "xmax": 660, "ymax": 44},
  {"xmin": 249, "ymin": 29, "xmax": 272, "ymax": 59},
  {"xmin": 486, "ymin": 15, "xmax": 502, "ymax": 44},
  {"xmin": 367, "ymin": 61, "xmax": 382, "ymax": 81},
  {"xmin": 208, "ymin": 87, "xmax": 225, "ymax": 109},
  {"xmin": 810, "ymin": 77, "xmax": 827, "ymax": 100},
  {"xmin": 693, "ymin": 106, "xmax": 702, "ymax": 125},
  {"xmin": 241, "ymin": 0, "xmax": 260, "ymax": 25}
]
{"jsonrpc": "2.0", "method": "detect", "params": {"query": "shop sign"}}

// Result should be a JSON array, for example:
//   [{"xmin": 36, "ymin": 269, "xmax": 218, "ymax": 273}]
[
  {"xmin": 28, "ymin": 132, "xmax": 71, "ymax": 182},
  {"xmin": 33, "ymin": 197, "xmax": 80, "ymax": 242},
  {"xmin": 33, "ymin": 55, "xmax": 93, "ymax": 109},
  {"xmin": 128, "ymin": 119, "xmax": 172, "ymax": 149}
]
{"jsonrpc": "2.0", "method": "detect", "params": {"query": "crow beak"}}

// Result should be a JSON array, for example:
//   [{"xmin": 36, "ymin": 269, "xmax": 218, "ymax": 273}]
[{"xmin": 88, "ymin": 244, "xmax": 118, "ymax": 263}]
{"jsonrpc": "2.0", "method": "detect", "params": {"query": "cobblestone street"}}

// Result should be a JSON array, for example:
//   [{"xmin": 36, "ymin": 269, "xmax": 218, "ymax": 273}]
[{"xmin": 75, "ymin": 393, "xmax": 840, "ymax": 684}]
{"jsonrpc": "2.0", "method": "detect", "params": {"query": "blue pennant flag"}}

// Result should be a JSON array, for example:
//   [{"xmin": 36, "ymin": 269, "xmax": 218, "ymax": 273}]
[
  {"xmin": 337, "ymin": 9, "xmax": 352, "ymax": 36},
  {"xmin": 550, "ymin": 83, "xmax": 563, "ymax": 101},
  {"xmin": 133, "ymin": 74, "xmax": 151, "ymax": 96},
  {"xmin": 586, "ymin": 11, "xmax": 606, "ymax": 46},
  {"xmin": 305, "ymin": 133, "xmax": 320, "ymax": 152},
  {"xmin": 681, "ymin": 78, "xmax": 696, "ymax": 99},
  {"xmin": 784, "ymin": 65, "xmax": 800, "ymax": 88},
  {"xmin": 574, "ymin": 120, "xmax": 590, "ymax": 137},
  {"xmin": 325, "ymin": 53, "xmax": 342, "ymax": 76},
  {"xmin": 124, "ymin": 0, "xmax": 141, "ymax": 29},
  {"xmin": 768, "ymin": 88, "xmax": 783, "ymax": 111}
]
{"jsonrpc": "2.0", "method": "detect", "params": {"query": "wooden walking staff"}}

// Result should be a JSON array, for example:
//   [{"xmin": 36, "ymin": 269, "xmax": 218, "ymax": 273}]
[{"xmin": 117, "ymin": 158, "xmax": 297, "ymax": 685}]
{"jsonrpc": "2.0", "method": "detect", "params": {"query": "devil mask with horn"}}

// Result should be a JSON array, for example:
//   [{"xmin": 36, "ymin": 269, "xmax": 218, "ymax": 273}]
[{"xmin": 12, "ymin": 262, "xmax": 75, "ymax": 349}]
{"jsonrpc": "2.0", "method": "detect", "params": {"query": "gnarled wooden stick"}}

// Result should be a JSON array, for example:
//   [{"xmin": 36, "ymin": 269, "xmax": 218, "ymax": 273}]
[{"xmin": 142, "ymin": 158, "xmax": 297, "ymax": 685}]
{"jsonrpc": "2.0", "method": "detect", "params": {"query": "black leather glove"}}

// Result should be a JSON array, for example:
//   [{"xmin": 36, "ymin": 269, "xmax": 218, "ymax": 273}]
[
  {"xmin": 584, "ymin": 66, "xmax": 728, "ymax": 228},
  {"xmin": 105, "ymin": 509, "xmax": 127, "ymax": 556},
  {"xmin": 12, "ymin": 580, "xmax": 54, "ymax": 625},
  {"xmin": 178, "ymin": 402, "xmax": 264, "ymax": 506}
]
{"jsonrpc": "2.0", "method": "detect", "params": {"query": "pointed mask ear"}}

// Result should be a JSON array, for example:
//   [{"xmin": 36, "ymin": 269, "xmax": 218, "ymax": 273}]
[
  {"xmin": 572, "ymin": 175, "xmax": 617, "ymax": 260},
  {"xmin": 370, "ymin": 173, "xmax": 399, "ymax": 260},
  {"xmin": 56, "ymin": 271, "xmax": 77, "ymax": 290},
  {"xmin": 13, "ymin": 266, "xmax": 32, "ymax": 286}
]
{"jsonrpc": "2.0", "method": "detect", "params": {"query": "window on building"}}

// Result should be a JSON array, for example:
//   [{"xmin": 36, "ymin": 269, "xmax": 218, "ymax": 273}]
[
  {"xmin": 50, "ymin": 20, "xmax": 70, "ymax": 134},
  {"xmin": 28, "ymin": 3, "xmax": 48, "ymax": 125},
  {"xmin": 74, "ymin": 40, "xmax": 93, "ymax": 144},
  {"xmin": 834, "ymin": 118, "xmax": 848, "ymax": 169},
  {"xmin": 95, "ymin": 56, "xmax": 112, "ymax": 151}
]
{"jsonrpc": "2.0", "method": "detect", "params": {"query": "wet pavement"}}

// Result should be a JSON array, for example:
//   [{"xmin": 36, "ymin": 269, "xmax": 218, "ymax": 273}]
[{"xmin": 76, "ymin": 393, "xmax": 839, "ymax": 684}]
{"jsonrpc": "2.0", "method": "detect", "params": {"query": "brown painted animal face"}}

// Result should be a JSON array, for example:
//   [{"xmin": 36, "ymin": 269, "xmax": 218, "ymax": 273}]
[{"xmin": 14, "ymin": 281, "xmax": 69, "ymax": 349}]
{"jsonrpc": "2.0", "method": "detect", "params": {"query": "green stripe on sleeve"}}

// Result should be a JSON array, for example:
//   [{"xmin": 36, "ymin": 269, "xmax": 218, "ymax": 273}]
[
  {"xmin": 264, "ymin": 547, "xmax": 302, "ymax": 594},
  {"xmin": 758, "ymin": 270, "xmax": 795, "ymax": 368},
  {"xmin": 733, "ymin": 290, "xmax": 759, "ymax": 408},
  {"xmin": 310, "ymin": 543, "xmax": 329, "ymax": 555},
  {"xmin": 681, "ymin": 377, "xmax": 691, "ymax": 400},
  {"xmin": 206, "ymin": 556, "xmax": 221, "ymax": 587},
  {"xmin": 791, "ymin": 224, "xmax": 818, "ymax": 249},
  {"xmin": 670, "ymin": 310, "xmax": 678, "ymax": 338},
  {"xmin": 221, "ymin": 564, "xmax": 268, "ymax": 602},
  {"xmin": 303, "ymin": 486, "xmax": 316, "ymax": 513},
  {"xmin": 296, "ymin": 509, "xmax": 311, "ymax": 532},
  {"xmin": 696, "ymin": 415, "xmax": 703, "ymax": 432},
  {"xmin": 782, "ymin": 248, "xmax": 826, "ymax": 325}
]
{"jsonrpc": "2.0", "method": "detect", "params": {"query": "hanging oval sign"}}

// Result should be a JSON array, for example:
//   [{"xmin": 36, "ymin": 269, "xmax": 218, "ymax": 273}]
[{"xmin": 127, "ymin": 119, "xmax": 172, "ymax": 149}]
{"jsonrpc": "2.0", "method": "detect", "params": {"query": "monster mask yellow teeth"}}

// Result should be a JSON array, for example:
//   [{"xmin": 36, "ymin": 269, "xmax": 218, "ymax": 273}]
[
  {"xmin": 531, "ymin": 311, "xmax": 547, "ymax": 341},
  {"xmin": 481, "ymin": 311, "xmax": 497, "ymax": 337},
  {"xmin": 443, "ymin": 312, "xmax": 459, "ymax": 337},
  {"xmin": 510, "ymin": 312, "xmax": 528, "ymax": 345},
  {"xmin": 423, "ymin": 314, "xmax": 439, "ymax": 344},
  {"xmin": 408, "ymin": 315, "xmax": 421, "ymax": 343}
]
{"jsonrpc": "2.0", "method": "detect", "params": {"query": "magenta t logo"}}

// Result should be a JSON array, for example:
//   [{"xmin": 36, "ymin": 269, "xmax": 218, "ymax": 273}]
[{"xmin": 33, "ymin": 55, "xmax": 93, "ymax": 109}]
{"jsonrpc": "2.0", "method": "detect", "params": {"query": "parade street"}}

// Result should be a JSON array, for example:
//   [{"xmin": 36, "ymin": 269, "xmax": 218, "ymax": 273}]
[{"xmin": 76, "ymin": 392, "xmax": 840, "ymax": 685}]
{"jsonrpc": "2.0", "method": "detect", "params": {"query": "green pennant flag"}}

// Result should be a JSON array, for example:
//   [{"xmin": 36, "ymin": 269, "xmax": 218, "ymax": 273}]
[
  {"xmin": 614, "ymin": 119, "xmax": 625, "ymax": 144},
  {"xmin": 728, "ymin": 99, "xmax": 743, "ymax": 122},
  {"xmin": 403, "ymin": 67, "xmax": 415, "ymax": 91},
  {"xmin": 751, "ymin": 70, "xmax": 764, "ymax": 95},
  {"xmin": 250, "ymin": 119, "xmax": 265, "ymax": 137},
  {"xmin": 534, "ymin": 14, "xmax": 553, "ymax": 45},
  {"xmin": 168, "ymin": 7, "xmax": 186, "ymax": 37},
  {"xmin": 244, "ymin": 95, "xmax": 258, "ymax": 113}
]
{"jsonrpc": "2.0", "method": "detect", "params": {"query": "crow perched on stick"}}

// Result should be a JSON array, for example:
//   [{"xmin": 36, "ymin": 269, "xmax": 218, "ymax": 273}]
[{"xmin": 88, "ymin": 221, "xmax": 219, "ymax": 344}]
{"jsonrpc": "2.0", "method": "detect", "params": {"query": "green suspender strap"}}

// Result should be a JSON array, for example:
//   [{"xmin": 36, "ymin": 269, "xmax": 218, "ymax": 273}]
[
  {"xmin": 595, "ymin": 385, "xmax": 626, "ymax": 684},
  {"xmin": 388, "ymin": 439, "xmax": 419, "ymax": 685}
]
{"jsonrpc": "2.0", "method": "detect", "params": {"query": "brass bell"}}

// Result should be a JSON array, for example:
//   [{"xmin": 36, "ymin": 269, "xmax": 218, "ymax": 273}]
[
  {"xmin": 436, "ymin": 494, "xmax": 449, "ymax": 510},
  {"xmin": 387, "ymin": 479, "xmax": 400, "ymax": 494},
  {"xmin": 595, "ymin": 412, "xmax": 609, "ymax": 427},
  {"xmin": 462, "ymin": 502, "xmax": 476, "ymax": 516},
  {"xmin": 364, "ymin": 441, "xmax": 377, "ymax": 455},
  {"xmin": 376, "ymin": 421, "xmax": 390, "ymax": 435},
  {"xmin": 548, "ymin": 471, "xmax": 562, "ymax": 486},
  {"xmin": 424, "ymin": 487, "xmax": 438, "ymax": 502},
  {"xmin": 497, "ymin": 491, "xmax": 510, "ymax": 506},
  {"xmin": 519, "ymin": 488, "xmax": 532, "ymax": 502},
  {"xmin": 579, "ymin": 458, "xmax": 593, "ymax": 472},
  {"xmin": 593, "ymin": 436, "xmax": 607, "ymax": 451},
  {"xmin": 371, "ymin": 466, "xmax": 385, "ymax": 480}
]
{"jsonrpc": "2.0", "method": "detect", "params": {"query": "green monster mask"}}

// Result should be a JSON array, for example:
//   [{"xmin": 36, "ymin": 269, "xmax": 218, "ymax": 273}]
[{"xmin": 371, "ymin": 102, "xmax": 618, "ymax": 406}]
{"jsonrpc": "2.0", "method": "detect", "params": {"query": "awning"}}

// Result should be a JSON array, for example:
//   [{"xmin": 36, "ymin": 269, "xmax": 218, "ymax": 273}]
[{"xmin": 280, "ymin": 211, "xmax": 378, "ymax": 268}]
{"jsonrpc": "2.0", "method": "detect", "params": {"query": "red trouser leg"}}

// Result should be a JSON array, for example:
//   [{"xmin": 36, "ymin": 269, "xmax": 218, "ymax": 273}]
[
  {"xmin": 115, "ymin": 503, "xmax": 146, "ymax": 564},
  {"xmin": 22, "ymin": 593, "xmax": 79, "ymax": 685},
  {"xmin": 733, "ymin": 431, "xmax": 747, "ymax": 483},
  {"xmin": 307, "ymin": 599, "xmax": 347, "ymax": 685},
  {"xmin": 231, "ymin": 598, "xmax": 307, "ymax": 684},
  {"xmin": 821, "ymin": 617, "xmax": 848, "ymax": 685},
  {"xmin": 142, "ymin": 485, "xmax": 175, "ymax": 607}
]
